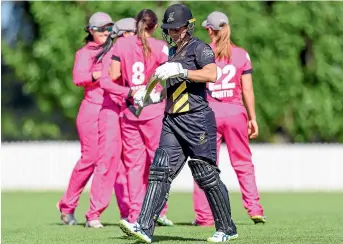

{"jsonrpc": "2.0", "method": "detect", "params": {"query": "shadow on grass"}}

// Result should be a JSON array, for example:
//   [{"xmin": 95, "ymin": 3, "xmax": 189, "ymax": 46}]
[
  {"xmin": 49, "ymin": 222, "xmax": 119, "ymax": 227},
  {"xmin": 174, "ymin": 221, "xmax": 253, "ymax": 226},
  {"xmin": 112, "ymin": 235, "xmax": 205, "ymax": 243}
]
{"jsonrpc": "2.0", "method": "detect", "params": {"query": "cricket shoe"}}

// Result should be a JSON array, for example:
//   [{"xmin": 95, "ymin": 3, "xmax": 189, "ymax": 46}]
[
  {"xmin": 120, "ymin": 221, "xmax": 152, "ymax": 243},
  {"xmin": 207, "ymin": 231, "xmax": 238, "ymax": 243},
  {"xmin": 56, "ymin": 201, "xmax": 78, "ymax": 226},
  {"xmin": 85, "ymin": 220, "xmax": 104, "ymax": 228},
  {"xmin": 119, "ymin": 219, "xmax": 135, "ymax": 237},
  {"xmin": 192, "ymin": 220, "xmax": 198, "ymax": 226},
  {"xmin": 60, "ymin": 213, "xmax": 78, "ymax": 226},
  {"xmin": 156, "ymin": 215, "xmax": 174, "ymax": 226},
  {"xmin": 251, "ymin": 215, "xmax": 267, "ymax": 224}
]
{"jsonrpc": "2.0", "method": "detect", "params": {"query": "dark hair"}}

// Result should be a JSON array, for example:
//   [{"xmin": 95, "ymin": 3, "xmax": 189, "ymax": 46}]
[
  {"xmin": 136, "ymin": 9, "xmax": 157, "ymax": 58},
  {"xmin": 83, "ymin": 25, "xmax": 115, "ymax": 63},
  {"xmin": 94, "ymin": 35, "xmax": 116, "ymax": 64},
  {"xmin": 84, "ymin": 32, "xmax": 94, "ymax": 43}
]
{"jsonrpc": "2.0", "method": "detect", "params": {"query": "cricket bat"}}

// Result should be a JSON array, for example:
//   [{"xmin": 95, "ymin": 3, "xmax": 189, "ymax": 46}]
[{"xmin": 135, "ymin": 75, "xmax": 160, "ymax": 117}]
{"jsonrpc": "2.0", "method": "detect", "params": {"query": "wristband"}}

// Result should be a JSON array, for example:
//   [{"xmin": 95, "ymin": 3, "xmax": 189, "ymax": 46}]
[
  {"xmin": 183, "ymin": 69, "xmax": 188, "ymax": 78},
  {"xmin": 127, "ymin": 89, "xmax": 133, "ymax": 98}
]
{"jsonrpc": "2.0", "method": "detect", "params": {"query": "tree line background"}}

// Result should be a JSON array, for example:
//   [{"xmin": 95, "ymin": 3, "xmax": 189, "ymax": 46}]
[{"xmin": 1, "ymin": 1, "xmax": 343, "ymax": 143}]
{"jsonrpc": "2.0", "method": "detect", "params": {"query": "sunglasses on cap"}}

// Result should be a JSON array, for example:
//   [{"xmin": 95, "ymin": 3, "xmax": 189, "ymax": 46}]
[{"xmin": 89, "ymin": 26, "xmax": 113, "ymax": 33}]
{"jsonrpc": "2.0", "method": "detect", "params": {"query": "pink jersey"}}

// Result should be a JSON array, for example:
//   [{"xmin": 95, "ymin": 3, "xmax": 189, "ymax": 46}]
[
  {"xmin": 207, "ymin": 43, "xmax": 252, "ymax": 105},
  {"xmin": 112, "ymin": 35, "xmax": 169, "ymax": 120},
  {"xmin": 72, "ymin": 42, "xmax": 105, "ymax": 105},
  {"xmin": 100, "ymin": 45, "xmax": 125, "ymax": 106},
  {"xmin": 207, "ymin": 43, "xmax": 253, "ymax": 117}
]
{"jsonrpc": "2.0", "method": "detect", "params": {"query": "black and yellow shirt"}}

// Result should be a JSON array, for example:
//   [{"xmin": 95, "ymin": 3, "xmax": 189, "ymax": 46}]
[{"xmin": 165, "ymin": 38, "xmax": 216, "ymax": 114}]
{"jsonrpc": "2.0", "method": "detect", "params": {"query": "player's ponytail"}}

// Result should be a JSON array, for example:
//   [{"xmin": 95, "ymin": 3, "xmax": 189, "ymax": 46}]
[
  {"xmin": 213, "ymin": 24, "xmax": 232, "ymax": 61},
  {"xmin": 136, "ymin": 9, "xmax": 157, "ymax": 59},
  {"xmin": 138, "ymin": 19, "xmax": 151, "ymax": 58},
  {"xmin": 94, "ymin": 34, "xmax": 116, "ymax": 63}
]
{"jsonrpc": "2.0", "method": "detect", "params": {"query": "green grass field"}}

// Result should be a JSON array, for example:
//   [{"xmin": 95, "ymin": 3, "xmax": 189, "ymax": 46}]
[{"xmin": 2, "ymin": 192, "xmax": 343, "ymax": 244}]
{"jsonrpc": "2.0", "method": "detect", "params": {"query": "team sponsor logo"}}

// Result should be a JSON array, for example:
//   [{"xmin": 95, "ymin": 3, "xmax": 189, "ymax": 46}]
[
  {"xmin": 203, "ymin": 47, "xmax": 214, "ymax": 58},
  {"xmin": 199, "ymin": 132, "xmax": 207, "ymax": 144}
]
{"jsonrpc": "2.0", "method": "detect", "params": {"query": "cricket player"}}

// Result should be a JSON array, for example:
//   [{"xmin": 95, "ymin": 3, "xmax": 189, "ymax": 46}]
[
  {"xmin": 119, "ymin": 4, "xmax": 238, "ymax": 243},
  {"xmin": 57, "ymin": 12, "xmax": 118, "ymax": 228},
  {"xmin": 96, "ymin": 17, "xmax": 152, "ymax": 224},
  {"xmin": 108, "ymin": 9, "xmax": 172, "ymax": 227},
  {"xmin": 111, "ymin": 17, "xmax": 137, "ymax": 222},
  {"xmin": 192, "ymin": 11, "xmax": 266, "ymax": 225}
]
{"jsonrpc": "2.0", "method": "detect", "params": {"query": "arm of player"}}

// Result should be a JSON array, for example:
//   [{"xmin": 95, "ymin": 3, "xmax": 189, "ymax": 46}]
[
  {"xmin": 154, "ymin": 62, "xmax": 217, "ymax": 83},
  {"xmin": 109, "ymin": 59, "xmax": 121, "ymax": 81},
  {"xmin": 99, "ymin": 76, "xmax": 131, "ymax": 98},
  {"xmin": 99, "ymin": 62, "xmax": 131, "ymax": 98},
  {"xmin": 242, "ymin": 73, "xmax": 258, "ymax": 139},
  {"xmin": 187, "ymin": 63, "xmax": 217, "ymax": 83},
  {"xmin": 72, "ymin": 50, "xmax": 100, "ymax": 86},
  {"xmin": 189, "ymin": 42, "xmax": 217, "ymax": 83}
]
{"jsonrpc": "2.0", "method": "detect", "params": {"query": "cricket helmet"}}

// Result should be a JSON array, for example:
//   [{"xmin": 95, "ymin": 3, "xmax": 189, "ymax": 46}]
[{"xmin": 161, "ymin": 4, "xmax": 196, "ymax": 45}]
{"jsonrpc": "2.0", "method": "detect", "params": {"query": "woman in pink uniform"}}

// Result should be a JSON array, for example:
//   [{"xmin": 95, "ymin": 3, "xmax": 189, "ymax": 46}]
[
  {"xmin": 111, "ymin": 17, "xmax": 137, "ymax": 221},
  {"xmin": 192, "ymin": 11, "xmax": 266, "ymax": 225},
  {"xmin": 57, "ymin": 12, "xmax": 120, "ymax": 228},
  {"xmin": 109, "ymin": 9, "xmax": 173, "ymax": 227}
]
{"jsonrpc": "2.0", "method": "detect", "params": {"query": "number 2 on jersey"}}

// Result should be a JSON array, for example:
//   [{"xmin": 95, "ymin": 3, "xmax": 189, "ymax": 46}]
[
  {"xmin": 132, "ymin": 61, "xmax": 145, "ymax": 85},
  {"xmin": 209, "ymin": 64, "xmax": 236, "ymax": 91}
]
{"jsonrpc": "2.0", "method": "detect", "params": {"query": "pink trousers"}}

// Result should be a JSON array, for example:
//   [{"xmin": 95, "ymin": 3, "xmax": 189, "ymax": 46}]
[
  {"xmin": 121, "ymin": 115, "xmax": 168, "ymax": 223},
  {"xmin": 59, "ymin": 99, "xmax": 122, "ymax": 221},
  {"xmin": 193, "ymin": 111, "xmax": 264, "ymax": 225},
  {"xmin": 114, "ymin": 157, "xmax": 130, "ymax": 219}
]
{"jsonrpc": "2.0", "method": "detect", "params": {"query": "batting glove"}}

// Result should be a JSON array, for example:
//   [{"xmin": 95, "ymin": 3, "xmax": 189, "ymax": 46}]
[
  {"xmin": 155, "ymin": 62, "xmax": 188, "ymax": 81},
  {"xmin": 133, "ymin": 88, "xmax": 162, "ymax": 107},
  {"xmin": 133, "ymin": 87, "xmax": 146, "ymax": 105}
]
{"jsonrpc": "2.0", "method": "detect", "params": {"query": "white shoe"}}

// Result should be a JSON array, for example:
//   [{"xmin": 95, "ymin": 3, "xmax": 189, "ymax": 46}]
[
  {"xmin": 119, "ymin": 220, "xmax": 152, "ymax": 243},
  {"xmin": 119, "ymin": 219, "xmax": 135, "ymax": 236},
  {"xmin": 156, "ymin": 215, "xmax": 174, "ymax": 226},
  {"xmin": 85, "ymin": 220, "xmax": 104, "ymax": 228},
  {"xmin": 207, "ymin": 231, "xmax": 238, "ymax": 243},
  {"xmin": 132, "ymin": 223, "xmax": 152, "ymax": 243}
]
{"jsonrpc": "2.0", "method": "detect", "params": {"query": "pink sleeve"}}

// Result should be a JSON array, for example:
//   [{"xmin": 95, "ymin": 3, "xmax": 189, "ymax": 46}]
[
  {"xmin": 99, "ymin": 76, "xmax": 130, "ymax": 98},
  {"xmin": 72, "ymin": 50, "xmax": 94, "ymax": 87},
  {"xmin": 242, "ymin": 51, "xmax": 253, "ymax": 74},
  {"xmin": 159, "ymin": 42, "xmax": 169, "ymax": 64},
  {"xmin": 99, "ymin": 64, "xmax": 130, "ymax": 98},
  {"xmin": 111, "ymin": 40, "xmax": 121, "ymax": 62}
]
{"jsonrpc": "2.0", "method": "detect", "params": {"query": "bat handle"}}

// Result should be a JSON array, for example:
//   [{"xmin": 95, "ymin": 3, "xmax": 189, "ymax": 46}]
[{"xmin": 135, "ymin": 106, "xmax": 143, "ymax": 117}]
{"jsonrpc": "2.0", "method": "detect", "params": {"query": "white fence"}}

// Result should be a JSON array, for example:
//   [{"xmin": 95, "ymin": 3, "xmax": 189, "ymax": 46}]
[{"xmin": 1, "ymin": 142, "xmax": 343, "ymax": 192}]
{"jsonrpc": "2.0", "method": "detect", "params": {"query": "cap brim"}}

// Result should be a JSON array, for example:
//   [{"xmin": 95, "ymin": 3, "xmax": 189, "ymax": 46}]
[
  {"xmin": 104, "ymin": 21, "xmax": 115, "ymax": 26},
  {"xmin": 202, "ymin": 20, "xmax": 208, "ymax": 28},
  {"xmin": 92, "ymin": 21, "xmax": 114, "ymax": 27}
]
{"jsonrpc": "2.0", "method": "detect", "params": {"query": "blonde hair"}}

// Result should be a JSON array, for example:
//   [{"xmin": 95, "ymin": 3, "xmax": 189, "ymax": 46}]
[{"xmin": 213, "ymin": 24, "xmax": 233, "ymax": 61}]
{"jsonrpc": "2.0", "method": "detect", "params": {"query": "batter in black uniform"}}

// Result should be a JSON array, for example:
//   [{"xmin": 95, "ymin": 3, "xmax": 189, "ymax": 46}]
[{"xmin": 119, "ymin": 4, "xmax": 237, "ymax": 243}]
